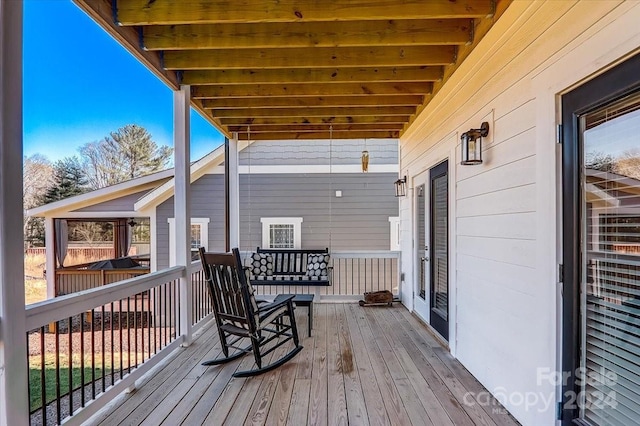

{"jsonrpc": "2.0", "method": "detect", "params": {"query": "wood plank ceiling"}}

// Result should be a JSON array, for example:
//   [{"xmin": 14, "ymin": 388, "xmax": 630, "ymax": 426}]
[{"xmin": 75, "ymin": 0, "xmax": 511, "ymax": 141}]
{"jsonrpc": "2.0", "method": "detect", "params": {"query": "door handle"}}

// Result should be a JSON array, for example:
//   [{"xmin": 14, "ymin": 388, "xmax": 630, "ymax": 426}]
[{"xmin": 421, "ymin": 257, "xmax": 429, "ymax": 262}]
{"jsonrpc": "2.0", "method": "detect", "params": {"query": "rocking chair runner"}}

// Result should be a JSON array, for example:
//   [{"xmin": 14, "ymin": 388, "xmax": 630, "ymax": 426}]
[{"xmin": 198, "ymin": 247, "xmax": 303, "ymax": 378}]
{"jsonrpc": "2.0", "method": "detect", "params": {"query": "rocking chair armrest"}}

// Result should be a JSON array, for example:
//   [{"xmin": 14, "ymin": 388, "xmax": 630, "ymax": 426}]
[{"xmin": 256, "ymin": 294, "xmax": 295, "ymax": 314}]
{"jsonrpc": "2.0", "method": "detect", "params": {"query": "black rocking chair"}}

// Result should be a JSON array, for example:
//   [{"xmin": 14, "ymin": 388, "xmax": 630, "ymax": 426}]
[{"xmin": 198, "ymin": 247, "xmax": 303, "ymax": 377}]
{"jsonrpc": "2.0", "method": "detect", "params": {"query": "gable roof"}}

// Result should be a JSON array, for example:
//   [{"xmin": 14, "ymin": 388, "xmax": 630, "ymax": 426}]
[
  {"xmin": 27, "ymin": 168, "xmax": 174, "ymax": 217},
  {"xmin": 134, "ymin": 142, "xmax": 232, "ymax": 211}
]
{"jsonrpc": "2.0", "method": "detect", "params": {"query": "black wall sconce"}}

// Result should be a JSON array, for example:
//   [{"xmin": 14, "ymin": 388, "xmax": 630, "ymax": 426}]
[
  {"xmin": 460, "ymin": 122, "xmax": 489, "ymax": 165},
  {"xmin": 394, "ymin": 176, "xmax": 407, "ymax": 197}
]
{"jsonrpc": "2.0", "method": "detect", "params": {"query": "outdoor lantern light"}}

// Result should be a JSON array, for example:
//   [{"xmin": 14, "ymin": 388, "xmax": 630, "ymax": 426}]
[
  {"xmin": 361, "ymin": 138, "xmax": 369, "ymax": 172},
  {"xmin": 394, "ymin": 176, "xmax": 407, "ymax": 197},
  {"xmin": 361, "ymin": 150, "xmax": 369, "ymax": 172},
  {"xmin": 460, "ymin": 121, "xmax": 489, "ymax": 165}
]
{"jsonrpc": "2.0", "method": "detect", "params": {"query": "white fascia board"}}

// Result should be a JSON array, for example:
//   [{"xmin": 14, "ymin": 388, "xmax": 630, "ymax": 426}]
[
  {"xmin": 27, "ymin": 169, "xmax": 174, "ymax": 217},
  {"xmin": 43, "ymin": 211, "xmax": 143, "ymax": 219},
  {"xmin": 134, "ymin": 143, "xmax": 233, "ymax": 211},
  {"xmin": 237, "ymin": 164, "xmax": 399, "ymax": 174}
]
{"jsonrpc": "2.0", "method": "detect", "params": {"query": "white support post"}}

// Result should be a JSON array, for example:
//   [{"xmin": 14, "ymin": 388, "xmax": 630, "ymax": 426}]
[
  {"xmin": 174, "ymin": 85, "xmax": 192, "ymax": 346},
  {"xmin": 0, "ymin": 1, "xmax": 29, "ymax": 424},
  {"xmin": 44, "ymin": 217, "xmax": 56, "ymax": 300},
  {"xmin": 229, "ymin": 135, "xmax": 240, "ymax": 248}
]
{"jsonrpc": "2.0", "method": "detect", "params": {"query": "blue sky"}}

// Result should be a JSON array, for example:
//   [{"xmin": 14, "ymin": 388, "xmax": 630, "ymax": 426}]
[{"xmin": 23, "ymin": 0, "xmax": 225, "ymax": 163}]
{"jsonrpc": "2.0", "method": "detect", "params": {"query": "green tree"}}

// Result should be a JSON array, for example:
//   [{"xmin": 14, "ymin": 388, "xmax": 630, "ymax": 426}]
[
  {"xmin": 40, "ymin": 157, "xmax": 88, "ymax": 204},
  {"xmin": 23, "ymin": 154, "xmax": 54, "ymax": 247},
  {"xmin": 80, "ymin": 124, "xmax": 173, "ymax": 189}
]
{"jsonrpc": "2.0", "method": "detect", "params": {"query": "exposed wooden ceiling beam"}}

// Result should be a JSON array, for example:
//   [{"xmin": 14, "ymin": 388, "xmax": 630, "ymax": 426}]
[
  {"xmin": 238, "ymin": 131, "xmax": 400, "ymax": 140},
  {"xmin": 117, "ymin": 0, "xmax": 493, "ymax": 25},
  {"xmin": 212, "ymin": 106, "xmax": 415, "ymax": 118},
  {"xmin": 228, "ymin": 124, "xmax": 403, "ymax": 133},
  {"xmin": 143, "ymin": 19, "xmax": 471, "ymax": 50},
  {"xmin": 164, "ymin": 46, "xmax": 456, "ymax": 70},
  {"xmin": 202, "ymin": 95, "xmax": 423, "ymax": 109},
  {"xmin": 218, "ymin": 116, "xmax": 410, "ymax": 126},
  {"xmin": 182, "ymin": 66, "xmax": 443, "ymax": 85},
  {"xmin": 192, "ymin": 82, "xmax": 433, "ymax": 98}
]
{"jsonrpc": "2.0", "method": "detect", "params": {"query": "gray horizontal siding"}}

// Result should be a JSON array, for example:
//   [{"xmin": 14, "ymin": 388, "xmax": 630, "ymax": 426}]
[
  {"xmin": 239, "ymin": 173, "xmax": 398, "ymax": 251},
  {"xmin": 156, "ymin": 172, "xmax": 398, "ymax": 269},
  {"xmin": 74, "ymin": 190, "xmax": 150, "ymax": 212},
  {"xmin": 156, "ymin": 174, "xmax": 225, "ymax": 270},
  {"xmin": 239, "ymin": 139, "xmax": 398, "ymax": 166}
]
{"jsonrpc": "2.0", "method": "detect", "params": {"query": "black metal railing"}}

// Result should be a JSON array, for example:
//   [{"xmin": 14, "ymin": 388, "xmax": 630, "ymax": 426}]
[
  {"xmin": 190, "ymin": 264, "xmax": 212, "ymax": 326},
  {"xmin": 26, "ymin": 269, "xmax": 183, "ymax": 426}
]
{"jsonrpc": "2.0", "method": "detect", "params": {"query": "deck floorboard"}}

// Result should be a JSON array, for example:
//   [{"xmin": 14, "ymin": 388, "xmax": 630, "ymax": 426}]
[{"xmin": 91, "ymin": 304, "xmax": 520, "ymax": 426}]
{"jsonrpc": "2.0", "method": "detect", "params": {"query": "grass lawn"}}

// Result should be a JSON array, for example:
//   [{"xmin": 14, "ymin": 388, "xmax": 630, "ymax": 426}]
[{"xmin": 28, "ymin": 352, "xmax": 143, "ymax": 411}]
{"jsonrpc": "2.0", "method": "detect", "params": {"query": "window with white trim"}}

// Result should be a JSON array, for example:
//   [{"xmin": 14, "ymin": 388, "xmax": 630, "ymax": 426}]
[
  {"xmin": 260, "ymin": 217, "xmax": 303, "ymax": 249},
  {"xmin": 168, "ymin": 218, "xmax": 210, "ymax": 266}
]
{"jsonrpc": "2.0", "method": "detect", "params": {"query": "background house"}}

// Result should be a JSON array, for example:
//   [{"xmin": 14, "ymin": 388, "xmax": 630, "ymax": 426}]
[{"xmin": 28, "ymin": 138, "xmax": 400, "ymax": 296}]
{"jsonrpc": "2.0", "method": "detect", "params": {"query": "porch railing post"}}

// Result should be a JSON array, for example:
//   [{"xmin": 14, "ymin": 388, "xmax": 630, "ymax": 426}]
[
  {"xmin": 0, "ymin": 1, "xmax": 29, "ymax": 424},
  {"xmin": 174, "ymin": 85, "xmax": 193, "ymax": 346},
  {"xmin": 44, "ymin": 217, "xmax": 56, "ymax": 298}
]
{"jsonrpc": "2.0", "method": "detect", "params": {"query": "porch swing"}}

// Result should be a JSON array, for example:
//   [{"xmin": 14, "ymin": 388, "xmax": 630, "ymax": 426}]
[{"xmin": 244, "ymin": 126, "xmax": 333, "ymax": 289}]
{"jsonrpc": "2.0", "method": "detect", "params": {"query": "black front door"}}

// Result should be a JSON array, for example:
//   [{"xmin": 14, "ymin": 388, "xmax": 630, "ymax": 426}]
[{"xmin": 430, "ymin": 160, "xmax": 449, "ymax": 341}]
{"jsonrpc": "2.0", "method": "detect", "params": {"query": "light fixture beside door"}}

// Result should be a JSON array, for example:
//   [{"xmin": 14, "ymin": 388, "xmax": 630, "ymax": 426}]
[
  {"xmin": 394, "ymin": 176, "xmax": 407, "ymax": 197},
  {"xmin": 460, "ymin": 122, "xmax": 489, "ymax": 165}
]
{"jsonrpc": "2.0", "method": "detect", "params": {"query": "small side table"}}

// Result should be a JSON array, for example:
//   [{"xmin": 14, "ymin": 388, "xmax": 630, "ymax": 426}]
[{"xmin": 274, "ymin": 293, "xmax": 314, "ymax": 336}]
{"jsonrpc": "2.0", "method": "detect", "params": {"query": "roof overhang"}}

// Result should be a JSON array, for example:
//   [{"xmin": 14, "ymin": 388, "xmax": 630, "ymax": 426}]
[
  {"xmin": 134, "ymin": 141, "xmax": 236, "ymax": 210},
  {"xmin": 27, "ymin": 169, "xmax": 174, "ymax": 217},
  {"xmin": 73, "ymin": 0, "xmax": 512, "ymax": 142}
]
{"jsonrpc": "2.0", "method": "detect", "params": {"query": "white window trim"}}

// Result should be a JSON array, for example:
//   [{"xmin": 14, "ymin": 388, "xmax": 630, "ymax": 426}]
[
  {"xmin": 168, "ymin": 217, "xmax": 210, "ymax": 266},
  {"xmin": 389, "ymin": 216, "xmax": 400, "ymax": 251},
  {"xmin": 260, "ymin": 217, "xmax": 303, "ymax": 249}
]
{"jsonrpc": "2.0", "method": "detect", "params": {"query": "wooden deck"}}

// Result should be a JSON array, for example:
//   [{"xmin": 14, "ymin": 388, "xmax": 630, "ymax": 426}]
[{"xmin": 92, "ymin": 304, "xmax": 520, "ymax": 426}]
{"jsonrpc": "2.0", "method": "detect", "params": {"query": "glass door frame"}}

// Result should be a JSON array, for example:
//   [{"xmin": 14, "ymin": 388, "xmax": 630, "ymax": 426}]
[{"xmin": 561, "ymin": 52, "xmax": 640, "ymax": 425}]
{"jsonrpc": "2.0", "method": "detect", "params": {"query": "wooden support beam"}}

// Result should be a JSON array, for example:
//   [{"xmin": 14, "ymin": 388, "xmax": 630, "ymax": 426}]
[
  {"xmin": 202, "ymin": 95, "xmax": 423, "ymax": 109},
  {"xmin": 239, "ymin": 130, "xmax": 400, "ymax": 140},
  {"xmin": 142, "ymin": 19, "xmax": 471, "ymax": 50},
  {"xmin": 117, "ymin": 0, "xmax": 493, "ymax": 25},
  {"xmin": 192, "ymin": 82, "xmax": 432, "ymax": 98},
  {"xmin": 182, "ymin": 66, "xmax": 443, "ymax": 85},
  {"xmin": 164, "ymin": 45, "xmax": 456, "ymax": 70},
  {"xmin": 228, "ymin": 123, "xmax": 403, "ymax": 133},
  {"xmin": 212, "ymin": 106, "xmax": 416, "ymax": 118},
  {"xmin": 218, "ymin": 115, "xmax": 410, "ymax": 126}
]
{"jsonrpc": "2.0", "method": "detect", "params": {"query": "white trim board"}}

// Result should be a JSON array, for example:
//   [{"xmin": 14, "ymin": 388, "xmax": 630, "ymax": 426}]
[
  {"xmin": 239, "ymin": 164, "xmax": 398, "ymax": 174},
  {"xmin": 260, "ymin": 217, "xmax": 303, "ymax": 249},
  {"xmin": 27, "ymin": 169, "xmax": 173, "ymax": 217},
  {"xmin": 167, "ymin": 218, "xmax": 210, "ymax": 267},
  {"xmin": 43, "ymin": 211, "xmax": 142, "ymax": 219}
]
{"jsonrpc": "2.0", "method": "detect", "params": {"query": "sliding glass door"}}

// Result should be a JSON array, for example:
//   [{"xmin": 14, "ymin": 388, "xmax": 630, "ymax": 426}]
[{"xmin": 562, "ymin": 53, "xmax": 640, "ymax": 426}]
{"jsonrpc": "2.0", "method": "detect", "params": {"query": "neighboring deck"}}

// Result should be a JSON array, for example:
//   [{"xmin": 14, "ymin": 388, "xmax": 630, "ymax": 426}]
[{"xmin": 91, "ymin": 304, "xmax": 520, "ymax": 426}]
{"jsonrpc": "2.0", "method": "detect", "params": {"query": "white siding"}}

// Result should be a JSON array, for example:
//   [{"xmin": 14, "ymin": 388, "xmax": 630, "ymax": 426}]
[{"xmin": 399, "ymin": 1, "xmax": 640, "ymax": 425}]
